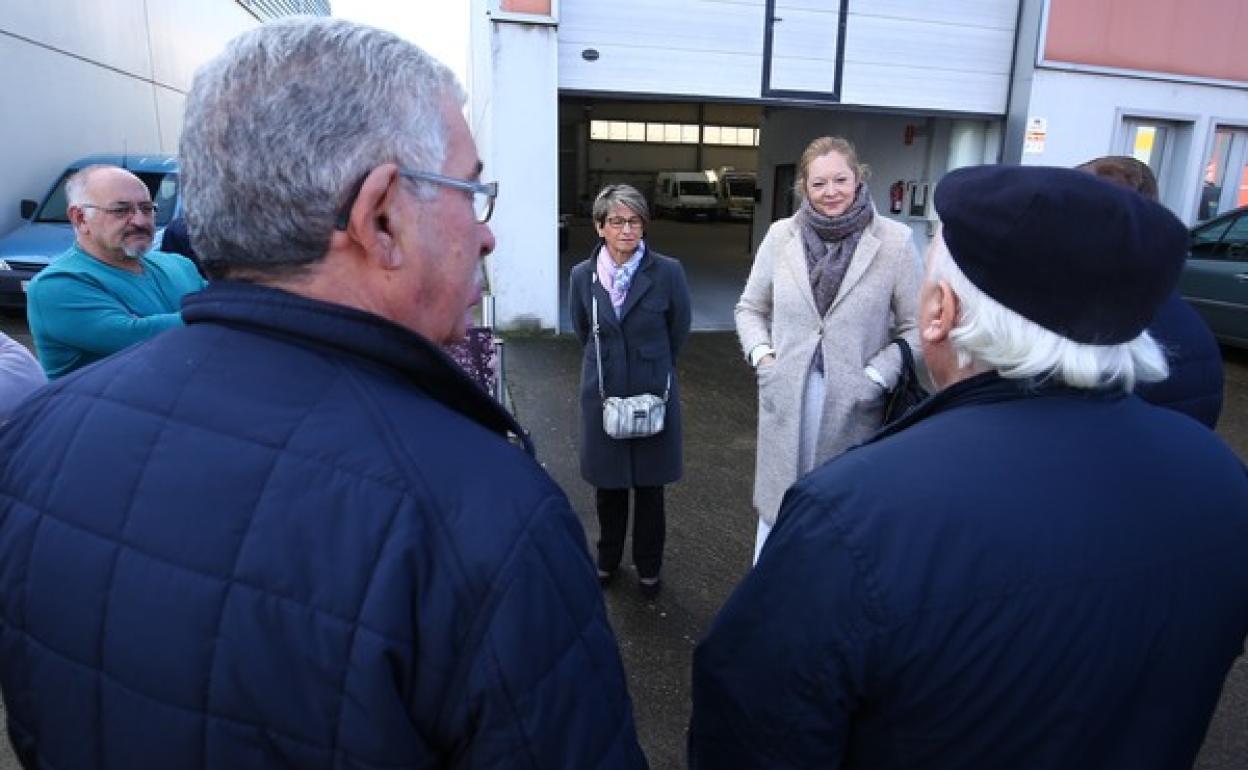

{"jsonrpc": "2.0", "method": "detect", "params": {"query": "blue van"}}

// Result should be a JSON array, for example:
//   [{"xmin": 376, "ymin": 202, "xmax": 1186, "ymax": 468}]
[{"xmin": 0, "ymin": 153, "xmax": 179, "ymax": 310}]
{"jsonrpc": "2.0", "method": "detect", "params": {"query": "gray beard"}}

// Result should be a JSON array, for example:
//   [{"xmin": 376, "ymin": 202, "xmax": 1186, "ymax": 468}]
[{"xmin": 121, "ymin": 241, "xmax": 151, "ymax": 260}]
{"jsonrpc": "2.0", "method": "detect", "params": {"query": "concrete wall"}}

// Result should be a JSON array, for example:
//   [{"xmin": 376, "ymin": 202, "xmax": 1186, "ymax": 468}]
[
  {"xmin": 472, "ymin": 13, "xmax": 561, "ymax": 331},
  {"xmin": 1018, "ymin": 68, "xmax": 1248, "ymax": 223},
  {"xmin": 0, "ymin": 1, "xmax": 257, "ymax": 237}
]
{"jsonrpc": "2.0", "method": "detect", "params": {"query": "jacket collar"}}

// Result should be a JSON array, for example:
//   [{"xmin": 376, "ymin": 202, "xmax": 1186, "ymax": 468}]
[
  {"xmin": 182, "ymin": 280, "xmax": 532, "ymax": 454},
  {"xmin": 870, "ymin": 371, "xmax": 1129, "ymax": 444}
]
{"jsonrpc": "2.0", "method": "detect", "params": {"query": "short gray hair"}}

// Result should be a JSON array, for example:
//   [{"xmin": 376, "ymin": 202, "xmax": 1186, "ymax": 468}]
[
  {"xmin": 592, "ymin": 184, "xmax": 650, "ymax": 228},
  {"xmin": 928, "ymin": 236, "xmax": 1168, "ymax": 392},
  {"xmin": 179, "ymin": 17, "xmax": 464, "ymax": 278}
]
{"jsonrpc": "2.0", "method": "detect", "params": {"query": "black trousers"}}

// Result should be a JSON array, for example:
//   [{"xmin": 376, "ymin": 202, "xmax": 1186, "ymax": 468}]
[{"xmin": 595, "ymin": 485, "xmax": 665, "ymax": 579}]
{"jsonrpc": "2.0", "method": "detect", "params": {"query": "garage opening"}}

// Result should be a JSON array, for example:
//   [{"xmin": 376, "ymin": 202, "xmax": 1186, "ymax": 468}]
[{"xmin": 558, "ymin": 97, "xmax": 762, "ymax": 333}]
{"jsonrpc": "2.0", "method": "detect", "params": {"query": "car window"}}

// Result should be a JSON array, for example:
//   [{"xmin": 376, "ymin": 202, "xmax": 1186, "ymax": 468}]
[
  {"xmin": 679, "ymin": 181, "xmax": 714, "ymax": 196},
  {"xmin": 33, "ymin": 171, "xmax": 76, "ymax": 223},
  {"xmin": 1190, "ymin": 215, "xmax": 1234, "ymax": 259},
  {"xmin": 136, "ymin": 172, "xmax": 178, "ymax": 227},
  {"xmin": 34, "ymin": 169, "xmax": 177, "ymax": 227},
  {"xmin": 1221, "ymin": 213, "xmax": 1248, "ymax": 259}
]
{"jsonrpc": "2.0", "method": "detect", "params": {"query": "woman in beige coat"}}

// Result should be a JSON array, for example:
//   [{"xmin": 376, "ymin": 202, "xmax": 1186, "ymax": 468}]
[{"xmin": 736, "ymin": 136, "xmax": 922, "ymax": 561}]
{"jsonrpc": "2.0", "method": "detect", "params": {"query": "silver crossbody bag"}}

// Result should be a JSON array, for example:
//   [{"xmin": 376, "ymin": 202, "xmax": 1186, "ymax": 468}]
[{"xmin": 592, "ymin": 278, "xmax": 669, "ymax": 440}]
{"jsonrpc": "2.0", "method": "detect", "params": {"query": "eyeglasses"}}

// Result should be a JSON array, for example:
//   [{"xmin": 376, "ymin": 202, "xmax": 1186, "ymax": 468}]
[
  {"xmin": 605, "ymin": 216, "xmax": 643, "ymax": 231},
  {"xmin": 334, "ymin": 168, "xmax": 499, "ymax": 230},
  {"xmin": 399, "ymin": 170, "xmax": 498, "ymax": 224},
  {"xmin": 81, "ymin": 202, "xmax": 158, "ymax": 219}
]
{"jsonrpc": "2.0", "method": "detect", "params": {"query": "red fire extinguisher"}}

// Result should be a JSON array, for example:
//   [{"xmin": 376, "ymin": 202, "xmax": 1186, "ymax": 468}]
[{"xmin": 889, "ymin": 181, "xmax": 905, "ymax": 215}]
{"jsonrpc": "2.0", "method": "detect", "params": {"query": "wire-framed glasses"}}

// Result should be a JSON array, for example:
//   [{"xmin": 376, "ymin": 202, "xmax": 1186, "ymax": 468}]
[
  {"xmin": 334, "ymin": 169, "xmax": 499, "ymax": 230},
  {"xmin": 399, "ymin": 170, "xmax": 498, "ymax": 224},
  {"xmin": 81, "ymin": 202, "xmax": 159, "ymax": 219}
]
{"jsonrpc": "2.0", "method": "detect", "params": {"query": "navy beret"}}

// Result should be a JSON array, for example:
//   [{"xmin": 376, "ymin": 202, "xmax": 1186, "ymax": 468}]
[{"xmin": 933, "ymin": 165, "xmax": 1188, "ymax": 345}]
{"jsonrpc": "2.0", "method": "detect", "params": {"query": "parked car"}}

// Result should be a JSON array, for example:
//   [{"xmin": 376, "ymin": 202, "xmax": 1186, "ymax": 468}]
[
  {"xmin": 0, "ymin": 153, "xmax": 179, "ymax": 310},
  {"xmin": 1180, "ymin": 204, "xmax": 1248, "ymax": 348}
]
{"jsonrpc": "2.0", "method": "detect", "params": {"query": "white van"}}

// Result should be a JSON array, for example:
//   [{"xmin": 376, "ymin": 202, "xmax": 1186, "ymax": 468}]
[
  {"xmin": 715, "ymin": 168, "xmax": 756, "ymax": 221},
  {"xmin": 653, "ymin": 171, "xmax": 719, "ymax": 220}
]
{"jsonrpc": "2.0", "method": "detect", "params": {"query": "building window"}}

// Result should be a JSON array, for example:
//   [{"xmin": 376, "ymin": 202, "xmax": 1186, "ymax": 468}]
[
  {"xmin": 1197, "ymin": 127, "xmax": 1248, "ymax": 221},
  {"xmin": 589, "ymin": 120, "xmax": 758, "ymax": 147},
  {"xmin": 1115, "ymin": 116, "xmax": 1192, "ymax": 210},
  {"xmin": 1120, "ymin": 118, "xmax": 1173, "ymax": 175}
]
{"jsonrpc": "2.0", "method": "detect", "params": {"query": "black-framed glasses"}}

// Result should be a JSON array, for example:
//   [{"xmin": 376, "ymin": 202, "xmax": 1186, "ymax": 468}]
[
  {"xmin": 81, "ymin": 202, "xmax": 159, "ymax": 219},
  {"xmin": 605, "ymin": 216, "xmax": 643, "ymax": 231},
  {"xmin": 334, "ymin": 168, "xmax": 498, "ymax": 230}
]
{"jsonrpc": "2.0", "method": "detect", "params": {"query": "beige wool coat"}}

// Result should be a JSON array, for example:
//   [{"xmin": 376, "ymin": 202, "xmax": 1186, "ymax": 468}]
[{"xmin": 735, "ymin": 211, "xmax": 922, "ymax": 524}]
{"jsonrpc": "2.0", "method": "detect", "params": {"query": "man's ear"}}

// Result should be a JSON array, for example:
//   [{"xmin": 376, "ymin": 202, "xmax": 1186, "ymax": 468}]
[
  {"xmin": 920, "ymin": 280, "xmax": 958, "ymax": 344},
  {"xmin": 334, "ymin": 164, "xmax": 404, "ymax": 269},
  {"xmin": 67, "ymin": 205, "xmax": 87, "ymax": 231}
]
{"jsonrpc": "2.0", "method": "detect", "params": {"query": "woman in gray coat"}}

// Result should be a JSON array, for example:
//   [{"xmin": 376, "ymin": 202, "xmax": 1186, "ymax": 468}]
[
  {"xmin": 569, "ymin": 184, "xmax": 692, "ymax": 599},
  {"xmin": 736, "ymin": 137, "xmax": 922, "ymax": 561}
]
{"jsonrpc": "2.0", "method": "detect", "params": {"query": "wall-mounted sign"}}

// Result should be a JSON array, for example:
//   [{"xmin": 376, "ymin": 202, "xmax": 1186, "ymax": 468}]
[{"xmin": 1024, "ymin": 116, "xmax": 1047, "ymax": 155}]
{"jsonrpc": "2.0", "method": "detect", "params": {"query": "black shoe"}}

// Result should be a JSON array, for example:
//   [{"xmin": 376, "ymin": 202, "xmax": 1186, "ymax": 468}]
[
  {"xmin": 598, "ymin": 568, "xmax": 616, "ymax": 587},
  {"xmin": 638, "ymin": 577, "xmax": 661, "ymax": 600}
]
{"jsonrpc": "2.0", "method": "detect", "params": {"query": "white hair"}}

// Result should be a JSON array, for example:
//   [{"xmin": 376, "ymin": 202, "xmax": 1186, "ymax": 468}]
[
  {"xmin": 65, "ymin": 165, "xmax": 122, "ymax": 211},
  {"xmin": 179, "ymin": 17, "xmax": 464, "ymax": 277},
  {"xmin": 927, "ymin": 237, "xmax": 1169, "ymax": 392}
]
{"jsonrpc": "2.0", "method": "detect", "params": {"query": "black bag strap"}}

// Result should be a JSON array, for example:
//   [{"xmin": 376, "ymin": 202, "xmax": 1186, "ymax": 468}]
[
  {"xmin": 892, "ymin": 337, "xmax": 916, "ymax": 376},
  {"xmin": 591, "ymin": 272, "xmax": 669, "ymax": 403}
]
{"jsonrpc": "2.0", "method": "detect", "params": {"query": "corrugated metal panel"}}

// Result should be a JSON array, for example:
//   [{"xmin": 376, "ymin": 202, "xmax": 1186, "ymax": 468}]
[
  {"xmin": 558, "ymin": 0, "xmax": 1017, "ymax": 113},
  {"xmin": 838, "ymin": 0, "xmax": 1017, "ymax": 113},
  {"xmin": 236, "ymin": 0, "xmax": 332, "ymax": 21},
  {"xmin": 558, "ymin": 0, "xmax": 768, "ymax": 100}
]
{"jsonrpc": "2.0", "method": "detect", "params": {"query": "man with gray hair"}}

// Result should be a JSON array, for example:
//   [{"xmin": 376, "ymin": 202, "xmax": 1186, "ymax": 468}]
[
  {"xmin": 690, "ymin": 165, "xmax": 1248, "ymax": 769},
  {"xmin": 25, "ymin": 164, "xmax": 205, "ymax": 378},
  {"xmin": 0, "ymin": 17, "xmax": 646, "ymax": 770}
]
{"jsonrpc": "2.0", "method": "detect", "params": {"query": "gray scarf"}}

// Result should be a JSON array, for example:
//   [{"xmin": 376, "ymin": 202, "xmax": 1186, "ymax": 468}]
[{"xmin": 795, "ymin": 183, "xmax": 874, "ymax": 318}]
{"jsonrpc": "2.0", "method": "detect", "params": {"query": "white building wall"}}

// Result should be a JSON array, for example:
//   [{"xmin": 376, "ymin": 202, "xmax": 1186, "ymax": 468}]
[
  {"xmin": 839, "ymin": 0, "xmax": 1018, "ymax": 113},
  {"xmin": 558, "ymin": 0, "xmax": 767, "ymax": 99},
  {"xmin": 1019, "ymin": 68, "xmax": 1248, "ymax": 222},
  {"xmin": 0, "ymin": 0, "xmax": 256, "ymax": 236},
  {"xmin": 472, "ymin": 15, "xmax": 560, "ymax": 331}
]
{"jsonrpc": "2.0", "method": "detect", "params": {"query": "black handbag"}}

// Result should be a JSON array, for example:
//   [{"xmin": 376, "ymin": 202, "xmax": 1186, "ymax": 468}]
[{"xmin": 881, "ymin": 338, "xmax": 928, "ymax": 425}]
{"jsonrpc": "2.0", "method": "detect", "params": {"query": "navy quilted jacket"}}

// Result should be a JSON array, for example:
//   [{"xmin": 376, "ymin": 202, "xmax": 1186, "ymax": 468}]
[
  {"xmin": 691, "ymin": 373, "xmax": 1248, "ymax": 770},
  {"xmin": 0, "ymin": 281, "xmax": 647, "ymax": 770}
]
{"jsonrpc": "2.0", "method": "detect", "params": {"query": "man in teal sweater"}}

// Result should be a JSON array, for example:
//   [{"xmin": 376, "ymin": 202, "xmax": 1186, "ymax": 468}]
[{"xmin": 27, "ymin": 165, "xmax": 205, "ymax": 379}]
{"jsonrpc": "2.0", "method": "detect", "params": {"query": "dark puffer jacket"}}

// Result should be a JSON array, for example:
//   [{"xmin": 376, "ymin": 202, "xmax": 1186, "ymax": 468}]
[
  {"xmin": 1137, "ymin": 292, "xmax": 1224, "ymax": 428},
  {"xmin": 0, "ymin": 281, "xmax": 647, "ymax": 770}
]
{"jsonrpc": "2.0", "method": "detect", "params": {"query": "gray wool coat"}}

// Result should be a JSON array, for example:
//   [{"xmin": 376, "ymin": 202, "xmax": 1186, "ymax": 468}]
[
  {"xmin": 569, "ymin": 245, "xmax": 692, "ymax": 490},
  {"xmin": 735, "ymin": 212, "xmax": 922, "ymax": 524}
]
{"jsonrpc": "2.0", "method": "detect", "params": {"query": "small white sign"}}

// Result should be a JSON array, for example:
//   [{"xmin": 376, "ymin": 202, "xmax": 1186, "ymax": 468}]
[{"xmin": 1024, "ymin": 116, "xmax": 1048, "ymax": 155}]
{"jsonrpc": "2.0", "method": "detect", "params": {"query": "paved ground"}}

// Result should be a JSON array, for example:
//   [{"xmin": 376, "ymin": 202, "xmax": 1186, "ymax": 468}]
[{"xmin": 507, "ymin": 332, "xmax": 1248, "ymax": 770}]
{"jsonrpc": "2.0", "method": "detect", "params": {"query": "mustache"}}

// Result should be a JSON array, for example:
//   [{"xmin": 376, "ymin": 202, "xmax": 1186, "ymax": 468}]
[{"xmin": 123, "ymin": 226, "xmax": 154, "ymax": 238}]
